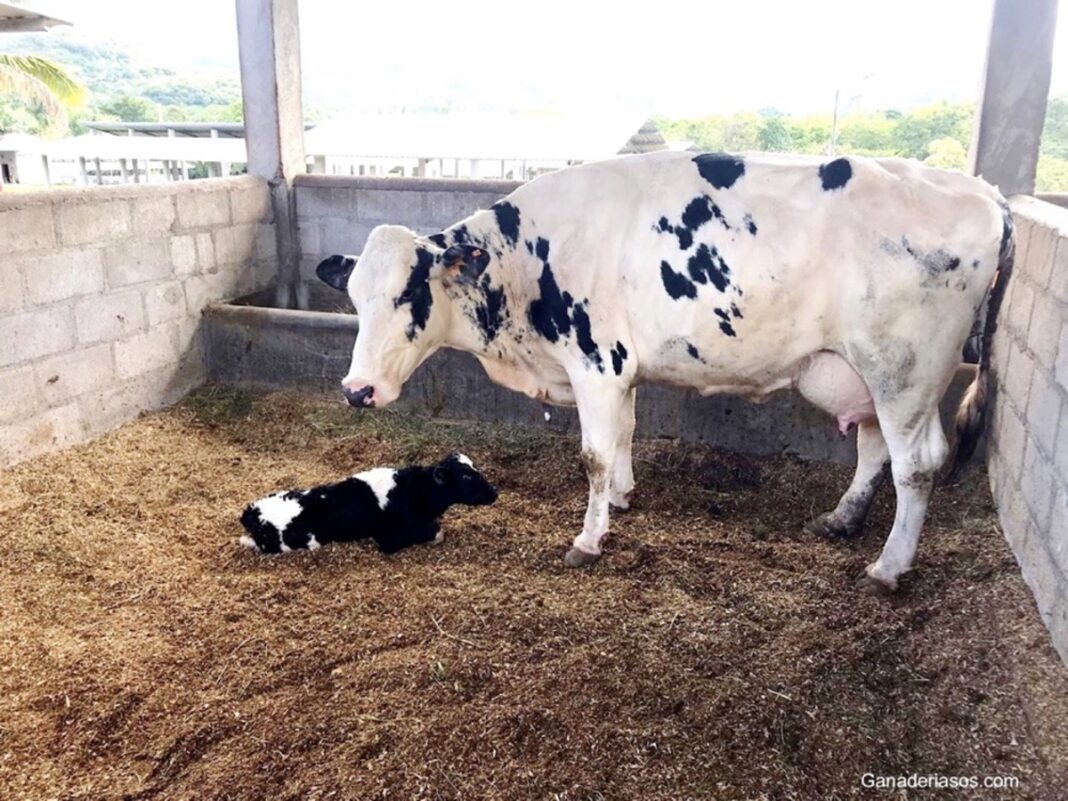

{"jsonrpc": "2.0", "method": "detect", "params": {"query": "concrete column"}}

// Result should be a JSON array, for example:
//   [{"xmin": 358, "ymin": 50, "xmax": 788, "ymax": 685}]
[
  {"xmin": 119, "ymin": 158, "xmax": 129, "ymax": 183},
  {"xmin": 969, "ymin": 0, "xmax": 1059, "ymax": 195},
  {"xmin": 40, "ymin": 154, "xmax": 51, "ymax": 186},
  {"xmin": 236, "ymin": 0, "xmax": 307, "ymax": 309}
]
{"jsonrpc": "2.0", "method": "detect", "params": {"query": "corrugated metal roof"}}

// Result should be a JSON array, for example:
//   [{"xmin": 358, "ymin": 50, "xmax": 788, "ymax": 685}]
[{"xmin": 0, "ymin": 2, "xmax": 70, "ymax": 33}]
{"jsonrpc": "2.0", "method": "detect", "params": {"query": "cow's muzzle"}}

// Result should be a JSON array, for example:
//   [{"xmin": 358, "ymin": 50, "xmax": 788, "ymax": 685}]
[{"xmin": 342, "ymin": 384, "xmax": 375, "ymax": 408}]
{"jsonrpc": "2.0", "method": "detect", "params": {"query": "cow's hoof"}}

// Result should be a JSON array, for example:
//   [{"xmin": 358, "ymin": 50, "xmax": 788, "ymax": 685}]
[
  {"xmin": 856, "ymin": 567, "xmax": 897, "ymax": 595},
  {"xmin": 804, "ymin": 512, "xmax": 858, "ymax": 539},
  {"xmin": 429, "ymin": 530, "xmax": 445, "ymax": 546},
  {"xmin": 564, "ymin": 547, "xmax": 601, "ymax": 568},
  {"xmin": 610, "ymin": 494, "xmax": 631, "ymax": 512}
]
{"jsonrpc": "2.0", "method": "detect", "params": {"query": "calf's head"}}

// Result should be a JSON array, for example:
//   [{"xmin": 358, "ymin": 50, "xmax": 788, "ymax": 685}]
[
  {"xmin": 317, "ymin": 225, "xmax": 490, "ymax": 408},
  {"xmin": 434, "ymin": 453, "xmax": 498, "ymax": 506}
]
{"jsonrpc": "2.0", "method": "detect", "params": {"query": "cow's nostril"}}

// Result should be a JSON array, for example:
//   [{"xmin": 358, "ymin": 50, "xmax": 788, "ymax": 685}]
[{"xmin": 342, "ymin": 385, "xmax": 375, "ymax": 408}]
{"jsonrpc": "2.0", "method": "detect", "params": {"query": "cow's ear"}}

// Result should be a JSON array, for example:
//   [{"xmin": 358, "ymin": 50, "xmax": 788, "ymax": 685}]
[
  {"xmin": 432, "ymin": 465, "xmax": 447, "ymax": 485},
  {"xmin": 441, "ymin": 244, "xmax": 490, "ymax": 286},
  {"xmin": 316, "ymin": 255, "xmax": 357, "ymax": 291}
]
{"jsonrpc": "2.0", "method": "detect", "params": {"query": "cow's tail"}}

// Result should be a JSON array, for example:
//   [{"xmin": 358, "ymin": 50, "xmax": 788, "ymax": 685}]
[{"xmin": 948, "ymin": 204, "xmax": 1015, "ymax": 481}]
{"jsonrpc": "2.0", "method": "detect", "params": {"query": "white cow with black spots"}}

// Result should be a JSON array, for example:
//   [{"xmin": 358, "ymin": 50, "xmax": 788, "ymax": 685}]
[{"xmin": 315, "ymin": 151, "xmax": 1013, "ymax": 592}]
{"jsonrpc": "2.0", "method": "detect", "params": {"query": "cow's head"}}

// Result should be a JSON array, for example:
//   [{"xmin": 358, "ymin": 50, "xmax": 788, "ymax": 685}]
[{"xmin": 316, "ymin": 225, "xmax": 490, "ymax": 408}]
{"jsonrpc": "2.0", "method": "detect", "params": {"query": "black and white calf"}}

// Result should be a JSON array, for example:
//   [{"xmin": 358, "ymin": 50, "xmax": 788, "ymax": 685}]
[{"xmin": 239, "ymin": 453, "xmax": 498, "ymax": 554}]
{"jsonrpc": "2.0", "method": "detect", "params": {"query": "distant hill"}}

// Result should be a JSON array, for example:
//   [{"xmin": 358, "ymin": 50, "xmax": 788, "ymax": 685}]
[{"xmin": 6, "ymin": 32, "xmax": 236, "ymax": 104}]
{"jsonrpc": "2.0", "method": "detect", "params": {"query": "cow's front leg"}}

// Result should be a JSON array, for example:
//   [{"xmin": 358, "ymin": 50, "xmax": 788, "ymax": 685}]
[
  {"xmin": 565, "ymin": 380, "xmax": 628, "ymax": 567},
  {"xmin": 610, "ymin": 388, "xmax": 637, "ymax": 510}
]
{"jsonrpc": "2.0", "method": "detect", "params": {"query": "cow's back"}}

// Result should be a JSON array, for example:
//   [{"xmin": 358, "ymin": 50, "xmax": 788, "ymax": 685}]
[{"xmin": 501, "ymin": 151, "xmax": 1004, "ymax": 394}]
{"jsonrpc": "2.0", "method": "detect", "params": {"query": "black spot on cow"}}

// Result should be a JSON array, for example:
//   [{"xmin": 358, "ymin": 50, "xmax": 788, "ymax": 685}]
[
  {"xmin": 474, "ymin": 274, "xmax": 508, "ymax": 343},
  {"xmin": 681, "ymin": 195, "xmax": 714, "ymax": 232},
  {"xmin": 528, "ymin": 264, "xmax": 572, "ymax": 343},
  {"xmin": 610, "ymin": 341, "xmax": 628, "ymax": 375},
  {"xmin": 693, "ymin": 153, "xmax": 746, "ymax": 189},
  {"xmin": 686, "ymin": 342, "xmax": 701, "ymax": 360},
  {"xmin": 730, "ymin": 302, "xmax": 743, "ymax": 319},
  {"xmin": 493, "ymin": 202, "xmax": 521, "ymax": 247},
  {"xmin": 715, "ymin": 308, "xmax": 730, "ymax": 323},
  {"xmin": 428, "ymin": 233, "xmax": 448, "ymax": 248},
  {"xmin": 452, "ymin": 225, "xmax": 470, "ymax": 245},
  {"xmin": 525, "ymin": 239, "xmax": 534, "ymax": 255},
  {"xmin": 744, "ymin": 214, "xmax": 758, "ymax": 235},
  {"xmin": 686, "ymin": 244, "xmax": 731, "ymax": 293},
  {"xmin": 719, "ymin": 320, "xmax": 737, "ymax": 337},
  {"xmin": 660, "ymin": 260, "xmax": 697, "ymax": 300},
  {"xmin": 819, "ymin": 158, "xmax": 852, "ymax": 191},
  {"xmin": 571, "ymin": 303, "xmax": 604, "ymax": 372},
  {"xmin": 657, "ymin": 216, "xmax": 672, "ymax": 232},
  {"xmin": 394, "ymin": 248, "xmax": 436, "ymax": 341},
  {"xmin": 676, "ymin": 227, "xmax": 694, "ymax": 250},
  {"xmin": 535, "ymin": 236, "xmax": 550, "ymax": 263},
  {"xmin": 526, "ymin": 253, "xmax": 604, "ymax": 372}
]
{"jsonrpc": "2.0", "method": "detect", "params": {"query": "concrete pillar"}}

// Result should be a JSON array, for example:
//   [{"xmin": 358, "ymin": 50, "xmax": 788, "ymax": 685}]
[
  {"xmin": 969, "ymin": 0, "xmax": 1059, "ymax": 196},
  {"xmin": 93, "ymin": 157, "xmax": 103, "ymax": 185},
  {"xmin": 119, "ymin": 158, "xmax": 129, "ymax": 184},
  {"xmin": 236, "ymin": 0, "xmax": 307, "ymax": 309},
  {"xmin": 40, "ymin": 154, "xmax": 51, "ymax": 186}
]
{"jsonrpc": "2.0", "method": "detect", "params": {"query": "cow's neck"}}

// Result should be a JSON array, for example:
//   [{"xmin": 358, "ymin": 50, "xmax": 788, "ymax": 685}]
[{"xmin": 437, "ymin": 211, "xmax": 526, "ymax": 360}]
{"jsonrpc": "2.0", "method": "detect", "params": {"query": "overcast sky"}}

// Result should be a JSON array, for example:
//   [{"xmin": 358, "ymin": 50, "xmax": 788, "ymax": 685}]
[{"xmin": 30, "ymin": 0, "xmax": 1068, "ymax": 116}]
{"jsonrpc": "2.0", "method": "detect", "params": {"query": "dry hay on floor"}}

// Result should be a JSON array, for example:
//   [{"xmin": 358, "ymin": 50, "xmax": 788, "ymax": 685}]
[{"xmin": 1, "ymin": 386, "xmax": 1066, "ymax": 801}]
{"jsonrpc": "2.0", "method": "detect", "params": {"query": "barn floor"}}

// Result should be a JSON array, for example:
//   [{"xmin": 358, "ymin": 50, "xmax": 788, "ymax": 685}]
[{"xmin": 2, "ymin": 388, "xmax": 1066, "ymax": 801}]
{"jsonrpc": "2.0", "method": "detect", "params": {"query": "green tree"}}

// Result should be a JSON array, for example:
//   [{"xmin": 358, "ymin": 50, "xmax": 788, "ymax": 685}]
[
  {"xmin": 757, "ymin": 117, "xmax": 792, "ymax": 151},
  {"xmin": 924, "ymin": 137, "xmax": 967, "ymax": 170},
  {"xmin": 96, "ymin": 95, "xmax": 158, "ymax": 122},
  {"xmin": 0, "ymin": 54, "xmax": 85, "ymax": 133},
  {"xmin": 892, "ymin": 101, "xmax": 971, "ymax": 159}
]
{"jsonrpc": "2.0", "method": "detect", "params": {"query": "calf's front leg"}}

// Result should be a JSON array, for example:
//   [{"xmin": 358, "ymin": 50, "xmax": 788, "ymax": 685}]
[{"xmin": 564, "ymin": 379, "xmax": 627, "ymax": 567}]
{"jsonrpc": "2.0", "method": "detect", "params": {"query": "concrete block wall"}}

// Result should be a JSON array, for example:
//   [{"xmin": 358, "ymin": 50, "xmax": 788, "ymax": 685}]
[
  {"xmin": 0, "ymin": 176, "xmax": 277, "ymax": 465},
  {"xmin": 294, "ymin": 175, "xmax": 522, "ymax": 286},
  {"xmin": 987, "ymin": 196, "xmax": 1068, "ymax": 663}
]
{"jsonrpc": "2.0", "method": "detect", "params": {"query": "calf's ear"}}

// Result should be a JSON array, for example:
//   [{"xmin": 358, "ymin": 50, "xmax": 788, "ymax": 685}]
[
  {"xmin": 432, "ymin": 465, "xmax": 447, "ymax": 485},
  {"xmin": 316, "ymin": 255, "xmax": 357, "ymax": 291},
  {"xmin": 441, "ymin": 244, "xmax": 490, "ymax": 286}
]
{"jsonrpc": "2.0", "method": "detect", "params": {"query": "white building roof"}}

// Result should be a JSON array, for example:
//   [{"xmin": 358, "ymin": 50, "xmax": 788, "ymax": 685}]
[
  {"xmin": 304, "ymin": 113, "xmax": 659, "ymax": 162},
  {"xmin": 44, "ymin": 133, "xmax": 247, "ymax": 162},
  {"xmin": 0, "ymin": 2, "xmax": 70, "ymax": 32}
]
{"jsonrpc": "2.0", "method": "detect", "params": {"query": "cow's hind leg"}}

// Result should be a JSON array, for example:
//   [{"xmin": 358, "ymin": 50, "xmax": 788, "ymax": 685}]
[
  {"xmin": 565, "ymin": 379, "xmax": 628, "ymax": 567},
  {"xmin": 805, "ymin": 420, "xmax": 889, "ymax": 538},
  {"xmin": 610, "ymin": 388, "xmax": 637, "ymax": 510},
  {"xmin": 862, "ymin": 404, "xmax": 948, "ymax": 593}
]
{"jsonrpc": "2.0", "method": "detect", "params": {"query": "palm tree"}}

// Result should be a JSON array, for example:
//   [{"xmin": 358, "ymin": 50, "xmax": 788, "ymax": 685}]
[{"xmin": 0, "ymin": 53, "xmax": 85, "ymax": 125}]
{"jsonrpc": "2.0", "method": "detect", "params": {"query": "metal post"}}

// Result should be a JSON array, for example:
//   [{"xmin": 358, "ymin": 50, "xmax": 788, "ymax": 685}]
[
  {"xmin": 236, "ymin": 0, "xmax": 308, "ymax": 309},
  {"xmin": 969, "ymin": 0, "xmax": 1059, "ymax": 196}
]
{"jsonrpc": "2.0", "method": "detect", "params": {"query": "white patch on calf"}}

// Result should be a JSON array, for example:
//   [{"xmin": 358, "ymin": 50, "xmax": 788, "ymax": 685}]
[
  {"xmin": 255, "ymin": 492, "xmax": 304, "ymax": 532},
  {"xmin": 239, "ymin": 534, "xmax": 260, "ymax": 552},
  {"xmin": 455, "ymin": 453, "xmax": 474, "ymax": 468},
  {"xmin": 353, "ymin": 467, "xmax": 398, "ymax": 510},
  {"xmin": 307, "ymin": 535, "xmax": 321, "ymax": 551}
]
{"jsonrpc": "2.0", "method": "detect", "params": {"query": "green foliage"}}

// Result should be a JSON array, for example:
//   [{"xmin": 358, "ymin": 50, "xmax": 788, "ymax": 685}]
[
  {"xmin": 2, "ymin": 32, "xmax": 246, "ymax": 134},
  {"xmin": 96, "ymin": 95, "xmax": 158, "ymax": 122},
  {"xmin": 924, "ymin": 137, "xmax": 967, "ymax": 170},
  {"xmin": 890, "ymin": 101, "xmax": 971, "ymax": 159},
  {"xmin": 1036, "ymin": 154, "xmax": 1068, "ymax": 192},
  {"xmin": 757, "ymin": 116, "xmax": 792, "ymax": 151}
]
